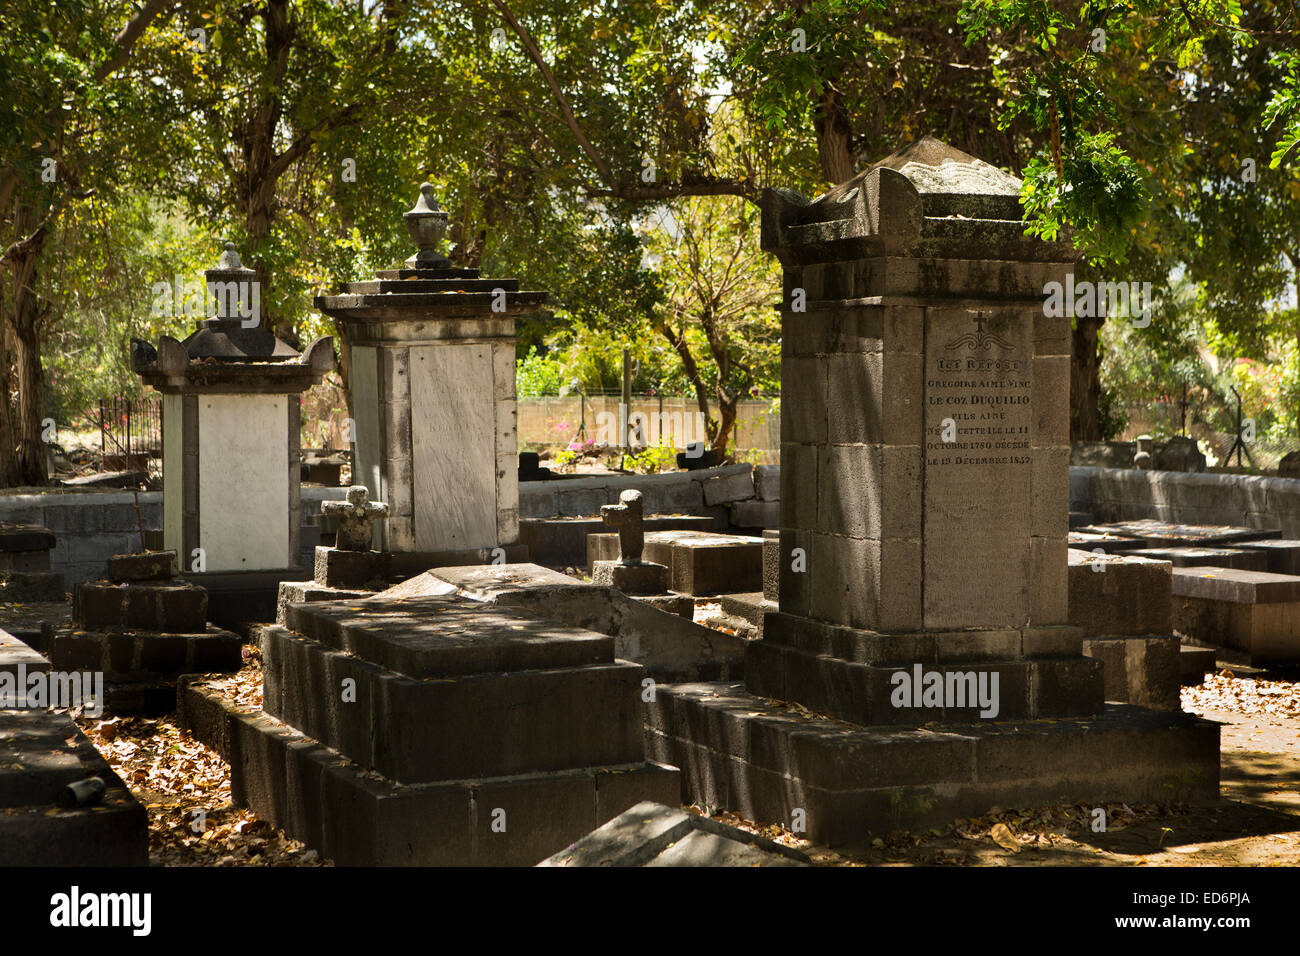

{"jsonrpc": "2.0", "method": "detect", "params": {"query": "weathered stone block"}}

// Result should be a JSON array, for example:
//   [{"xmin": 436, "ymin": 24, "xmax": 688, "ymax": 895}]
[
  {"xmin": 817, "ymin": 445, "xmax": 881, "ymax": 540},
  {"xmin": 313, "ymin": 546, "xmax": 393, "ymax": 590},
  {"xmin": 1067, "ymin": 549, "xmax": 1172, "ymax": 637},
  {"xmin": 702, "ymin": 470, "xmax": 754, "ymax": 506},
  {"xmin": 729, "ymin": 499, "xmax": 779, "ymax": 529},
  {"xmin": 780, "ymin": 443, "xmax": 818, "ymax": 531},
  {"xmin": 107, "ymin": 549, "xmax": 179, "ymax": 582},
  {"xmin": 753, "ymin": 465, "xmax": 781, "ymax": 502},
  {"xmin": 591, "ymin": 560, "xmax": 670, "ymax": 595},
  {"xmin": 1081, "ymin": 635, "xmax": 1180, "ymax": 710}
]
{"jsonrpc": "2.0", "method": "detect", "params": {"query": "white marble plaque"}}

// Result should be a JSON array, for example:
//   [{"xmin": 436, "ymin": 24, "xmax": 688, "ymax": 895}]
[{"xmin": 410, "ymin": 343, "xmax": 497, "ymax": 550}]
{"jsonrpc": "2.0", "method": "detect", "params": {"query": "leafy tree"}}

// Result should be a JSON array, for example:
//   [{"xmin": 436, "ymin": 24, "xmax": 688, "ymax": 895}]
[
  {"xmin": 0, "ymin": 0, "xmax": 173, "ymax": 484},
  {"xmin": 643, "ymin": 195, "xmax": 780, "ymax": 460}
]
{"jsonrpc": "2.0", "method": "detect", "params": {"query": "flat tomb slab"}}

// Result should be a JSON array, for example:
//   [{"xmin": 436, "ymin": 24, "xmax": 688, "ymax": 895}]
[
  {"xmin": 646, "ymin": 682, "xmax": 1219, "ymax": 847},
  {"xmin": 423, "ymin": 563, "xmax": 585, "ymax": 598},
  {"xmin": 539, "ymin": 801, "xmax": 809, "ymax": 867},
  {"xmin": 0, "ymin": 626, "xmax": 47, "ymax": 675},
  {"xmin": 1172, "ymin": 595, "xmax": 1300, "ymax": 665},
  {"xmin": 1123, "ymin": 547, "xmax": 1266, "ymax": 570},
  {"xmin": 0, "ymin": 523, "xmax": 56, "ymax": 553},
  {"xmin": 0, "ymin": 707, "xmax": 147, "ymax": 865},
  {"xmin": 1231, "ymin": 539, "xmax": 1300, "ymax": 574},
  {"xmin": 1170, "ymin": 566, "xmax": 1300, "ymax": 603},
  {"xmin": 1075, "ymin": 520, "xmax": 1281, "ymax": 549},
  {"xmin": 1068, "ymin": 532, "xmax": 1144, "ymax": 551},
  {"xmin": 283, "ymin": 595, "xmax": 616, "ymax": 677}
]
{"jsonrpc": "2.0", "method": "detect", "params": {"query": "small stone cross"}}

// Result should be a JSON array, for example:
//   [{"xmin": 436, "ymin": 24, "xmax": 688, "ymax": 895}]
[
  {"xmin": 322, "ymin": 485, "xmax": 389, "ymax": 551},
  {"xmin": 601, "ymin": 489, "xmax": 645, "ymax": 566}
]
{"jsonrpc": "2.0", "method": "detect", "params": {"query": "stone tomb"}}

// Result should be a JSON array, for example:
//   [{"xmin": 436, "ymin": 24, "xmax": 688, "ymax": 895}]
[
  {"xmin": 1172, "ymin": 566, "xmax": 1300, "ymax": 665},
  {"xmin": 1068, "ymin": 549, "xmax": 1179, "ymax": 711},
  {"xmin": 1123, "ymin": 546, "xmax": 1267, "ymax": 571},
  {"xmin": 643, "ymin": 137, "xmax": 1219, "ymax": 845},
  {"xmin": 1231, "ymin": 539, "xmax": 1300, "ymax": 575},
  {"xmin": 586, "ymin": 529, "xmax": 765, "ymax": 596},
  {"xmin": 51, "ymin": 549, "xmax": 241, "ymax": 714},
  {"xmin": 183, "ymin": 592, "xmax": 679, "ymax": 864},
  {"xmin": 131, "ymin": 242, "xmax": 335, "ymax": 624},
  {"xmin": 1074, "ymin": 520, "xmax": 1282, "ymax": 552},
  {"xmin": 315, "ymin": 184, "xmax": 545, "ymax": 564},
  {"xmin": 0, "ymin": 522, "xmax": 64, "ymax": 601}
]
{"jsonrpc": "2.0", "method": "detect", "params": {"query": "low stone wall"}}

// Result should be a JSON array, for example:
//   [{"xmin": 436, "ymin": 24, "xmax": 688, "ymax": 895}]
[
  {"xmin": 0, "ymin": 486, "xmax": 349, "ymax": 586},
  {"xmin": 1070, "ymin": 465, "xmax": 1295, "ymax": 534},
  {"xmin": 518, "ymin": 463, "xmax": 780, "ymax": 529}
]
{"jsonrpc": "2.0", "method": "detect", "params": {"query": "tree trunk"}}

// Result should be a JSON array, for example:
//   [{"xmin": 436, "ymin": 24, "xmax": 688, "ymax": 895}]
[
  {"xmin": 238, "ymin": 0, "xmax": 296, "ymax": 343},
  {"xmin": 814, "ymin": 87, "xmax": 854, "ymax": 185},
  {"xmin": 1070, "ymin": 316, "xmax": 1104, "ymax": 441},
  {"xmin": 1, "ymin": 196, "xmax": 51, "ymax": 485},
  {"xmin": 656, "ymin": 322, "xmax": 717, "ymax": 451},
  {"xmin": 711, "ymin": 395, "xmax": 737, "ymax": 463}
]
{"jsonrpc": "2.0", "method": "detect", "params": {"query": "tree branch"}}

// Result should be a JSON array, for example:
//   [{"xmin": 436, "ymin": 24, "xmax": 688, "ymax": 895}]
[
  {"xmin": 93, "ymin": 0, "xmax": 174, "ymax": 81},
  {"xmin": 489, "ymin": 0, "xmax": 616, "ymax": 189}
]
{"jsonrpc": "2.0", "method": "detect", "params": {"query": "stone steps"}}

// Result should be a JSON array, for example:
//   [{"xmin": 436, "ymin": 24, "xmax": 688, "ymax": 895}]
[
  {"xmin": 258, "ymin": 624, "xmax": 646, "ymax": 784},
  {"xmin": 182, "ymin": 681, "xmax": 678, "ymax": 866},
  {"xmin": 647, "ymin": 682, "xmax": 1220, "ymax": 847}
]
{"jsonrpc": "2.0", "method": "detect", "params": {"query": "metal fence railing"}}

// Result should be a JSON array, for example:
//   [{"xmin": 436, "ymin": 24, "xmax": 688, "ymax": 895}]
[{"xmin": 93, "ymin": 396, "xmax": 161, "ymax": 475}]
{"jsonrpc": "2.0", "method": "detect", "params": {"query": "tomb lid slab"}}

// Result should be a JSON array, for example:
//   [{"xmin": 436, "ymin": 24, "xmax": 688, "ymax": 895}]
[{"xmin": 283, "ymin": 595, "xmax": 614, "ymax": 676}]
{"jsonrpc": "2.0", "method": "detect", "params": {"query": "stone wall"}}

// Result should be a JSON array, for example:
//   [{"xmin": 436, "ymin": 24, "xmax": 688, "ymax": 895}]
[
  {"xmin": 1071, "ymin": 465, "xmax": 1293, "ymax": 533},
  {"xmin": 518, "ymin": 463, "xmax": 780, "ymax": 529},
  {"xmin": 0, "ymin": 486, "xmax": 349, "ymax": 586}
]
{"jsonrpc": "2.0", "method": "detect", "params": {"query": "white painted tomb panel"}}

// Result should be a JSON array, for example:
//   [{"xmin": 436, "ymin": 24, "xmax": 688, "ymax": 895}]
[{"xmin": 198, "ymin": 394, "xmax": 290, "ymax": 571}]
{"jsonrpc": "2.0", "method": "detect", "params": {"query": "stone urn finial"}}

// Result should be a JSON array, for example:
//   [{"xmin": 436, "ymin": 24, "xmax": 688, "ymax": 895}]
[
  {"xmin": 403, "ymin": 182, "xmax": 451, "ymax": 268},
  {"xmin": 214, "ymin": 241, "xmax": 252, "ymax": 274}
]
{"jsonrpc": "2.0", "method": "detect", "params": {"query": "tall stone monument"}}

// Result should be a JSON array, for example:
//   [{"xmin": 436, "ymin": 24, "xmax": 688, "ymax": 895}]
[
  {"xmin": 644, "ymin": 138, "xmax": 1219, "ymax": 844},
  {"xmin": 132, "ymin": 243, "xmax": 335, "ymax": 579},
  {"xmin": 315, "ymin": 184, "xmax": 546, "ymax": 565}
]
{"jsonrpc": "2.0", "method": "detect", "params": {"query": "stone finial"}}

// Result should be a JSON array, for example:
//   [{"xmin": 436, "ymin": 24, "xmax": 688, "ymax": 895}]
[
  {"xmin": 1134, "ymin": 434, "xmax": 1154, "ymax": 470},
  {"xmin": 403, "ymin": 182, "xmax": 451, "ymax": 269},
  {"xmin": 214, "ymin": 241, "xmax": 253, "ymax": 274},
  {"xmin": 600, "ymin": 489, "xmax": 645, "ymax": 566},
  {"xmin": 322, "ymin": 485, "xmax": 390, "ymax": 551}
]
